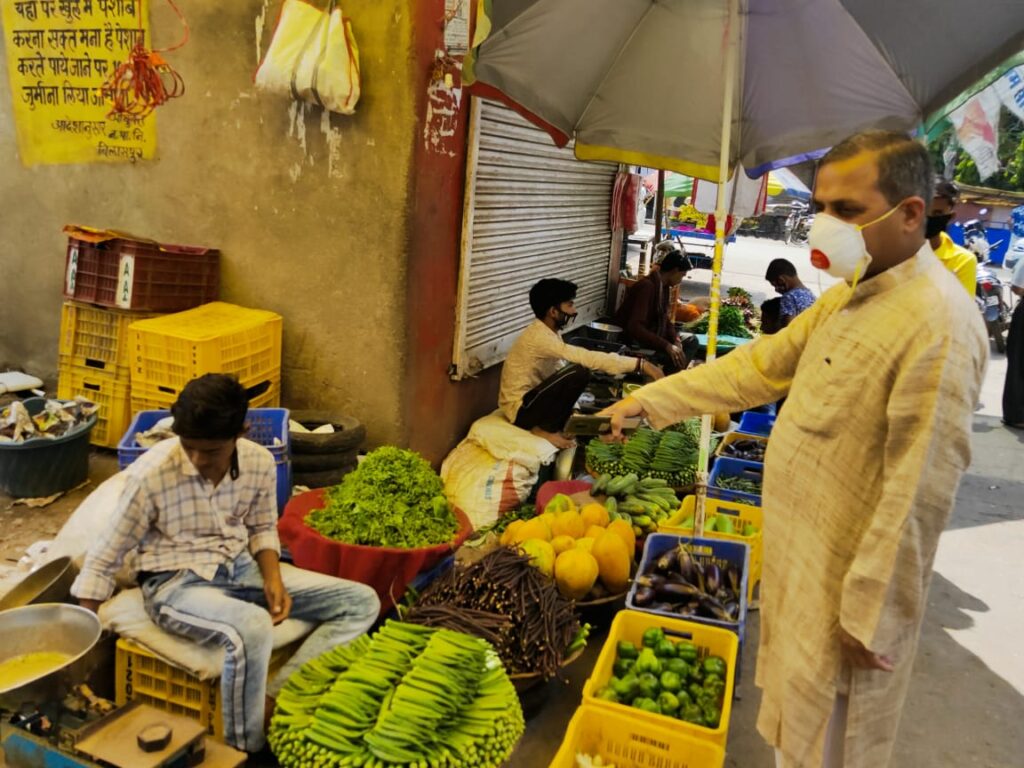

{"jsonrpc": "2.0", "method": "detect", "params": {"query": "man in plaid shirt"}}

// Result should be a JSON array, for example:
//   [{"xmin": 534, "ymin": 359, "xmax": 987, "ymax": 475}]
[{"xmin": 72, "ymin": 374, "xmax": 379, "ymax": 753}]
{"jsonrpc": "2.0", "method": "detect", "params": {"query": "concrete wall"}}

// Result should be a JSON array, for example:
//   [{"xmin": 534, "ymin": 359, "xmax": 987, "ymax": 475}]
[
  {"xmin": 402, "ymin": 0, "xmax": 501, "ymax": 465},
  {"xmin": 0, "ymin": 0, "xmax": 416, "ymax": 446}
]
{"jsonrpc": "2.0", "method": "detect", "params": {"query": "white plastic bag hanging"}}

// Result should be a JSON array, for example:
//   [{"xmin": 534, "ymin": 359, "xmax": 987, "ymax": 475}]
[{"xmin": 255, "ymin": 0, "xmax": 361, "ymax": 115}]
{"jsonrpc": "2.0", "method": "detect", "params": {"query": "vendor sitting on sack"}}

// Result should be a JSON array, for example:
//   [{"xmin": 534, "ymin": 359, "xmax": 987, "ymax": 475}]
[
  {"xmin": 71, "ymin": 374, "xmax": 380, "ymax": 754},
  {"xmin": 614, "ymin": 246, "xmax": 696, "ymax": 372},
  {"xmin": 499, "ymin": 278, "xmax": 664, "ymax": 449}
]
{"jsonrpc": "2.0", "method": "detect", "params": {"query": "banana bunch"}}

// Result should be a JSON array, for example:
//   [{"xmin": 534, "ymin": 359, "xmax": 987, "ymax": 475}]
[
  {"xmin": 592, "ymin": 473, "xmax": 679, "ymax": 536},
  {"xmin": 269, "ymin": 621, "xmax": 524, "ymax": 768}
]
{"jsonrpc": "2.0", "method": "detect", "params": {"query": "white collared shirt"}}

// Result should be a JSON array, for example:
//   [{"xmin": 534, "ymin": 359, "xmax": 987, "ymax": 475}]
[{"xmin": 71, "ymin": 437, "xmax": 280, "ymax": 601}]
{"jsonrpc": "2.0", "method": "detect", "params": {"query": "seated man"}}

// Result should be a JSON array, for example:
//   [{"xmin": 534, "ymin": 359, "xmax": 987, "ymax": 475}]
[
  {"xmin": 928, "ymin": 177, "xmax": 976, "ymax": 295},
  {"xmin": 71, "ymin": 374, "xmax": 380, "ymax": 754},
  {"xmin": 614, "ymin": 247, "xmax": 694, "ymax": 371},
  {"xmin": 759, "ymin": 297, "xmax": 783, "ymax": 336},
  {"xmin": 765, "ymin": 257, "xmax": 816, "ymax": 327},
  {"xmin": 500, "ymin": 278, "xmax": 663, "ymax": 448}
]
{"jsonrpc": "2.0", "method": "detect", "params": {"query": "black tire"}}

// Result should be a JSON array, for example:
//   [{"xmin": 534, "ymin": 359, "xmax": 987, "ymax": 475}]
[
  {"xmin": 293, "ymin": 463, "xmax": 358, "ymax": 489},
  {"xmin": 289, "ymin": 411, "xmax": 365, "ymax": 455},
  {"xmin": 292, "ymin": 449, "xmax": 360, "ymax": 473}
]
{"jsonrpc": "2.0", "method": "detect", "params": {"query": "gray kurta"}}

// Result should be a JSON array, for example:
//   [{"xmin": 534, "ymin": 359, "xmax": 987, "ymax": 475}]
[{"xmin": 632, "ymin": 245, "xmax": 988, "ymax": 767}]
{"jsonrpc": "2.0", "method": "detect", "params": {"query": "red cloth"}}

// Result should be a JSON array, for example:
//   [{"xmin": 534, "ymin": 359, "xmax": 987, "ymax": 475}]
[{"xmin": 612, "ymin": 172, "xmax": 642, "ymax": 233}]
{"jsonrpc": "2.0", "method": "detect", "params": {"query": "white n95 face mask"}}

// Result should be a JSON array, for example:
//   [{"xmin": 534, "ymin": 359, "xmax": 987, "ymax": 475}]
[{"xmin": 808, "ymin": 205, "xmax": 899, "ymax": 287}]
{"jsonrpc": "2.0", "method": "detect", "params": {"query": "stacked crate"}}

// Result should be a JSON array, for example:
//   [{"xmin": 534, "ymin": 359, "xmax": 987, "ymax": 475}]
[
  {"xmin": 127, "ymin": 302, "xmax": 283, "ymax": 413},
  {"xmin": 58, "ymin": 227, "xmax": 220, "ymax": 448}
]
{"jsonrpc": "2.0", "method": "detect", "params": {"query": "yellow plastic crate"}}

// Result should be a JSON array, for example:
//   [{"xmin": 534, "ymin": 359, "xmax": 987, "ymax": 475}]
[
  {"xmin": 130, "ymin": 374, "xmax": 280, "ymax": 414},
  {"xmin": 661, "ymin": 496, "xmax": 764, "ymax": 606},
  {"xmin": 128, "ymin": 302, "xmax": 282, "ymax": 394},
  {"xmin": 56, "ymin": 363, "xmax": 132, "ymax": 449},
  {"xmin": 550, "ymin": 704, "xmax": 724, "ymax": 768},
  {"xmin": 115, "ymin": 637, "xmax": 297, "ymax": 739},
  {"xmin": 582, "ymin": 610, "xmax": 739, "ymax": 748},
  {"xmin": 58, "ymin": 302, "xmax": 159, "ymax": 375}
]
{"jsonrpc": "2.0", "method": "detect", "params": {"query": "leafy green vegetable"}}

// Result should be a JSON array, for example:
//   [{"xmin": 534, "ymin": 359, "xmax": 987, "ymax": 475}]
[
  {"xmin": 689, "ymin": 305, "xmax": 753, "ymax": 338},
  {"xmin": 305, "ymin": 447, "xmax": 459, "ymax": 547}
]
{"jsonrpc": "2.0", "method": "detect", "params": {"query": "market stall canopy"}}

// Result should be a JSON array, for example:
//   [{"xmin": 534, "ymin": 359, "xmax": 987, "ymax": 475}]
[
  {"xmin": 465, "ymin": 0, "xmax": 1024, "ymax": 180},
  {"xmin": 644, "ymin": 169, "xmax": 809, "ymax": 201}
]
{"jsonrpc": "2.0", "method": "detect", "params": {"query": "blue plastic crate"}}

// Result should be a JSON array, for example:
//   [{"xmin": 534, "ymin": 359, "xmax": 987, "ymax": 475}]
[
  {"xmin": 708, "ymin": 457, "xmax": 763, "ymax": 505},
  {"xmin": 737, "ymin": 411, "xmax": 775, "ymax": 436},
  {"xmin": 627, "ymin": 533, "xmax": 750, "ymax": 643},
  {"xmin": 117, "ymin": 408, "xmax": 291, "ymax": 513}
]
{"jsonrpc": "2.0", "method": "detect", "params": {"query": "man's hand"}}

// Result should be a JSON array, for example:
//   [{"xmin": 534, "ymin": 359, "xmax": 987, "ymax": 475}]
[
  {"xmin": 598, "ymin": 396, "xmax": 647, "ymax": 442},
  {"xmin": 78, "ymin": 598, "xmax": 102, "ymax": 614},
  {"xmin": 666, "ymin": 344, "xmax": 686, "ymax": 370},
  {"xmin": 256, "ymin": 549, "xmax": 292, "ymax": 624},
  {"xmin": 839, "ymin": 627, "xmax": 894, "ymax": 672},
  {"xmin": 642, "ymin": 361, "xmax": 665, "ymax": 381},
  {"xmin": 264, "ymin": 574, "xmax": 293, "ymax": 625}
]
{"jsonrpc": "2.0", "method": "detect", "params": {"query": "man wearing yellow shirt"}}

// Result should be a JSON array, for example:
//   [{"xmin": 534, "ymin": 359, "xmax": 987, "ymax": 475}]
[{"xmin": 928, "ymin": 178, "xmax": 976, "ymax": 294}]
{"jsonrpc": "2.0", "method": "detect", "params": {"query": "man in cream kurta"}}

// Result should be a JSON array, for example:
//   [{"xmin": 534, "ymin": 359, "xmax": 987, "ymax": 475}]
[{"xmin": 602, "ymin": 132, "xmax": 988, "ymax": 767}]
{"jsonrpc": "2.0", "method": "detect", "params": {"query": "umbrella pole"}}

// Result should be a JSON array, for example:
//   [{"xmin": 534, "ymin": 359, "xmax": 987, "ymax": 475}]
[
  {"xmin": 650, "ymin": 169, "xmax": 666, "ymax": 275},
  {"xmin": 695, "ymin": 0, "xmax": 740, "ymax": 537}
]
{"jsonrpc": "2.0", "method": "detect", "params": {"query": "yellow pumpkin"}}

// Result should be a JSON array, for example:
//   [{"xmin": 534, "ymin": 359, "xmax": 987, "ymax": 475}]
[
  {"xmin": 580, "ymin": 503, "xmax": 610, "ymax": 530},
  {"xmin": 551, "ymin": 535, "xmax": 577, "ymax": 555},
  {"xmin": 519, "ymin": 539, "xmax": 555, "ymax": 577},
  {"xmin": 583, "ymin": 525, "xmax": 607, "ymax": 540},
  {"xmin": 551, "ymin": 510, "xmax": 585, "ymax": 539},
  {"xmin": 575, "ymin": 538, "xmax": 596, "ymax": 554},
  {"xmin": 592, "ymin": 531, "xmax": 631, "ymax": 594},
  {"xmin": 554, "ymin": 549, "xmax": 600, "ymax": 600},
  {"xmin": 499, "ymin": 519, "xmax": 525, "ymax": 547},
  {"xmin": 510, "ymin": 517, "xmax": 552, "ymax": 544},
  {"xmin": 606, "ymin": 519, "xmax": 637, "ymax": 555}
]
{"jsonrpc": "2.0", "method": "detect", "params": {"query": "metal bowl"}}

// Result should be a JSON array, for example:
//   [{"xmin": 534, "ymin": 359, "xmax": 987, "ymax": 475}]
[
  {"xmin": 0, "ymin": 557, "xmax": 77, "ymax": 612},
  {"xmin": 0, "ymin": 604, "xmax": 102, "ymax": 711},
  {"xmin": 587, "ymin": 322, "xmax": 623, "ymax": 342}
]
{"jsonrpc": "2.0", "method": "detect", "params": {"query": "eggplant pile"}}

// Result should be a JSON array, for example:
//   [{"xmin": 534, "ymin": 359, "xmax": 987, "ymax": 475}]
[
  {"xmin": 720, "ymin": 438, "xmax": 766, "ymax": 462},
  {"xmin": 632, "ymin": 543, "xmax": 741, "ymax": 623}
]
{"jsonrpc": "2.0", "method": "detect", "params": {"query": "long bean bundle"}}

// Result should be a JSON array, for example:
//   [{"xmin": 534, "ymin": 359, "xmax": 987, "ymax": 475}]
[{"xmin": 404, "ymin": 548, "xmax": 585, "ymax": 680}]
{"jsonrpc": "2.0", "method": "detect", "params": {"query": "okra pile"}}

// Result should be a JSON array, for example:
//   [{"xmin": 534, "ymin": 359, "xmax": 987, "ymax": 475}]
[{"xmin": 269, "ymin": 621, "xmax": 524, "ymax": 768}]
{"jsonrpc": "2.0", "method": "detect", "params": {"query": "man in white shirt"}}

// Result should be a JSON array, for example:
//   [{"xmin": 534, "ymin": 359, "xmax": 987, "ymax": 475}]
[
  {"xmin": 498, "ymin": 278, "xmax": 663, "ymax": 448},
  {"xmin": 72, "ymin": 374, "xmax": 379, "ymax": 754}
]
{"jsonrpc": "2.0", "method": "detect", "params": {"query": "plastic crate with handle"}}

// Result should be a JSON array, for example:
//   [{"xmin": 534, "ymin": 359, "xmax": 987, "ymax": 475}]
[
  {"xmin": 737, "ymin": 410, "xmax": 775, "ymax": 436},
  {"xmin": 59, "ymin": 302, "xmax": 159, "ymax": 375},
  {"xmin": 118, "ymin": 407, "xmax": 291, "ymax": 513},
  {"xmin": 660, "ymin": 496, "xmax": 763, "ymax": 606},
  {"xmin": 115, "ymin": 637, "xmax": 296, "ymax": 739},
  {"xmin": 707, "ymin": 456, "xmax": 763, "ymax": 505},
  {"xmin": 714, "ymin": 431, "xmax": 768, "ymax": 464},
  {"xmin": 129, "ymin": 375, "xmax": 280, "ymax": 414},
  {"xmin": 56, "ymin": 364, "xmax": 132, "ymax": 449},
  {"xmin": 64, "ymin": 226, "xmax": 219, "ymax": 312},
  {"xmin": 550, "ymin": 704, "xmax": 724, "ymax": 768},
  {"xmin": 128, "ymin": 302, "xmax": 282, "ymax": 396},
  {"xmin": 582, "ymin": 610, "xmax": 740, "ymax": 748}
]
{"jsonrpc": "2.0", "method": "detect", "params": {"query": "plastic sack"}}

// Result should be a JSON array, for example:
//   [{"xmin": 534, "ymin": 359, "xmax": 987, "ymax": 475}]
[
  {"xmin": 440, "ymin": 412, "xmax": 559, "ymax": 529},
  {"xmin": 255, "ymin": 0, "xmax": 361, "ymax": 115}
]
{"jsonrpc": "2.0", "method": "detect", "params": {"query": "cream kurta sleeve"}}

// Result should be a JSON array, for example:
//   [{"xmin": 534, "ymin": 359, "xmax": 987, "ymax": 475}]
[
  {"xmin": 839, "ymin": 330, "xmax": 984, "ymax": 654},
  {"xmin": 632, "ymin": 290, "xmax": 837, "ymax": 427}
]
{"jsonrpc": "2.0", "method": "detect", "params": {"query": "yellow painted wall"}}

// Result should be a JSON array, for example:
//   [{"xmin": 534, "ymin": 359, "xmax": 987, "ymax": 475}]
[{"xmin": 0, "ymin": 0, "xmax": 416, "ymax": 445}]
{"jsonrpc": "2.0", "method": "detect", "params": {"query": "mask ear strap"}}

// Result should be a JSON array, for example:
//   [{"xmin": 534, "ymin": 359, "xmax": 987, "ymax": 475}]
[{"xmin": 859, "ymin": 203, "xmax": 901, "ymax": 231}]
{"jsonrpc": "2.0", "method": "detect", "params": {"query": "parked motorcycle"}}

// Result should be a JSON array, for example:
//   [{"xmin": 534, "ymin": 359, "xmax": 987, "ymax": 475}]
[
  {"xmin": 963, "ymin": 219, "xmax": 992, "ymax": 263},
  {"xmin": 976, "ymin": 264, "xmax": 1012, "ymax": 353},
  {"xmin": 786, "ymin": 209, "xmax": 813, "ymax": 245}
]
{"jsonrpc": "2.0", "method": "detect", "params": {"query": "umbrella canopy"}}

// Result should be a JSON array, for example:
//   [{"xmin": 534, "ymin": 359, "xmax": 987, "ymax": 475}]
[{"xmin": 465, "ymin": 0, "xmax": 1024, "ymax": 180}]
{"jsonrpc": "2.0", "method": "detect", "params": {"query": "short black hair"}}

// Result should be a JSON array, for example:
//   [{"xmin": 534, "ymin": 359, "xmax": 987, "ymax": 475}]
[
  {"xmin": 934, "ymin": 177, "xmax": 960, "ymax": 203},
  {"xmin": 171, "ymin": 373, "xmax": 249, "ymax": 440},
  {"xmin": 529, "ymin": 278, "xmax": 577, "ymax": 319},
  {"xmin": 760, "ymin": 298, "xmax": 782, "ymax": 334},
  {"xmin": 659, "ymin": 248, "xmax": 693, "ymax": 274},
  {"xmin": 765, "ymin": 258, "xmax": 798, "ymax": 282},
  {"xmin": 820, "ymin": 130, "xmax": 934, "ymax": 206}
]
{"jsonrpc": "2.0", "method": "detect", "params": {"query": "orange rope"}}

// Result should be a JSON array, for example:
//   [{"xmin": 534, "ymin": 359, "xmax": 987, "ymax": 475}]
[{"xmin": 103, "ymin": 0, "xmax": 188, "ymax": 118}]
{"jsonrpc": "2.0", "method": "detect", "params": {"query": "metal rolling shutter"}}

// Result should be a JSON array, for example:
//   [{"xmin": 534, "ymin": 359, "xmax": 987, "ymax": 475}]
[{"xmin": 451, "ymin": 98, "xmax": 617, "ymax": 379}]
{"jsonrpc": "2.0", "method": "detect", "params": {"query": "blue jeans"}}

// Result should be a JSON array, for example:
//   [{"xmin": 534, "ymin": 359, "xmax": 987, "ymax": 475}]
[{"xmin": 141, "ymin": 552, "xmax": 379, "ymax": 752}]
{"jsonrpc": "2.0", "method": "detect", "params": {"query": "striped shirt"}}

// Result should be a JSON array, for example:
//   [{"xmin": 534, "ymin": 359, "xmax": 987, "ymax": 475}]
[{"xmin": 71, "ymin": 437, "xmax": 280, "ymax": 602}]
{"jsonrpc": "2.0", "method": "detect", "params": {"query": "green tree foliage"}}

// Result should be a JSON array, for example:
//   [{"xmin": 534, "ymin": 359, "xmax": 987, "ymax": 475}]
[{"xmin": 928, "ymin": 111, "xmax": 1024, "ymax": 191}]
